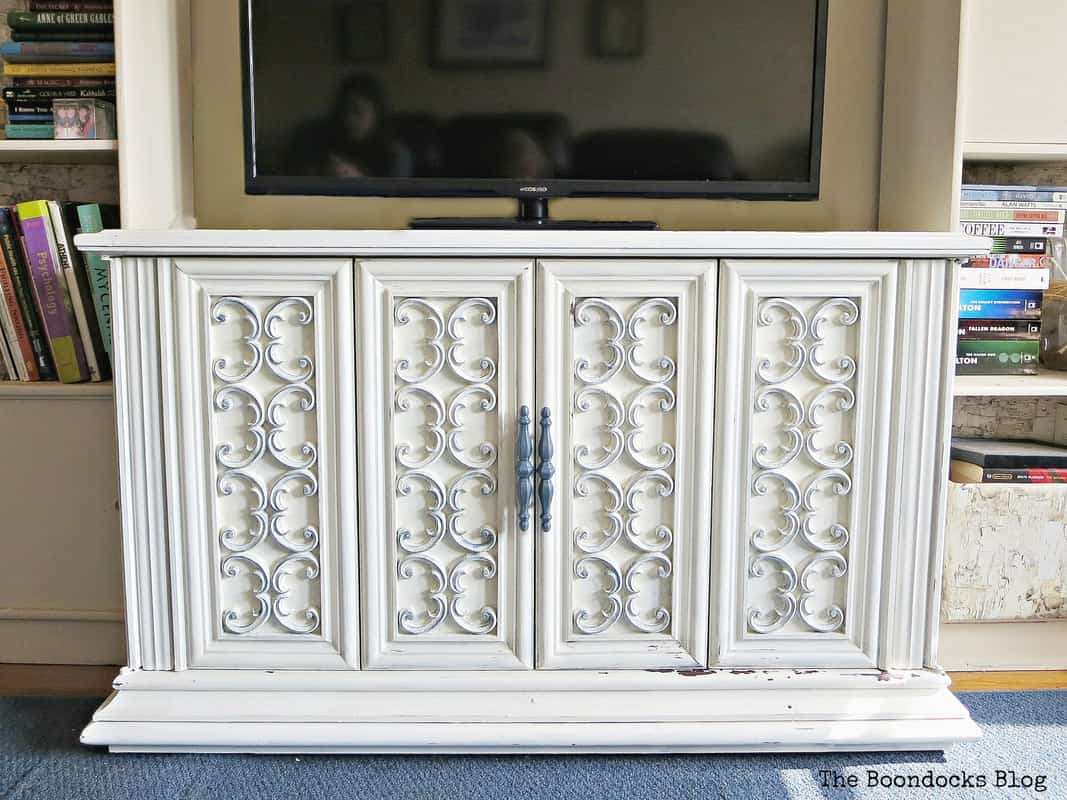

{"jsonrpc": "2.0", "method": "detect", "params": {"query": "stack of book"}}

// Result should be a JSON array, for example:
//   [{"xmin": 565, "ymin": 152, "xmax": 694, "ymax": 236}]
[
  {"xmin": 0, "ymin": 1, "xmax": 115, "ymax": 140},
  {"xmin": 0, "ymin": 199, "xmax": 118, "ymax": 383},
  {"xmin": 957, "ymin": 183, "xmax": 1061, "ymax": 376},
  {"xmin": 950, "ymin": 437, "xmax": 1067, "ymax": 484}
]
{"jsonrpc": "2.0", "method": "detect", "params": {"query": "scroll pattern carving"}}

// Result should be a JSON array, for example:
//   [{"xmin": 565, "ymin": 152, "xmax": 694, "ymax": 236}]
[
  {"xmin": 747, "ymin": 297, "xmax": 858, "ymax": 635},
  {"xmin": 392, "ymin": 297, "xmax": 501, "ymax": 636},
  {"xmin": 211, "ymin": 296, "xmax": 322, "ymax": 636},
  {"xmin": 571, "ymin": 298, "xmax": 678, "ymax": 636}
]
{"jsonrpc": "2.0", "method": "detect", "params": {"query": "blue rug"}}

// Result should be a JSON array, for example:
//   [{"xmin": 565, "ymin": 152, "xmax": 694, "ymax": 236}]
[{"xmin": 0, "ymin": 691, "xmax": 1064, "ymax": 799}]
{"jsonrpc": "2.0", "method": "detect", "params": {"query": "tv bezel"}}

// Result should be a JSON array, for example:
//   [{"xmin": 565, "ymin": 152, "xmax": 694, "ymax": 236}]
[{"xmin": 239, "ymin": 0, "xmax": 829, "ymax": 202}]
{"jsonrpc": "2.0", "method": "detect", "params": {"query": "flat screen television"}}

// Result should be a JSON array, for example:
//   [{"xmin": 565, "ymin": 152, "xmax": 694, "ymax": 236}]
[{"xmin": 241, "ymin": 0, "xmax": 829, "ymax": 219}]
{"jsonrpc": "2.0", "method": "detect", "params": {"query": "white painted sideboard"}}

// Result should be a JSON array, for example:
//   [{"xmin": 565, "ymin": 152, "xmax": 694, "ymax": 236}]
[{"xmin": 75, "ymin": 230, "xmax": 987, "ymax": 753}]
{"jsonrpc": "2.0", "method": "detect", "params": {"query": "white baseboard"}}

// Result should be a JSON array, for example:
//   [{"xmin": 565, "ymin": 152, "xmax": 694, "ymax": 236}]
[{"xmin": 939, "ymin": 619, "xmax": 1067, "ymax": 671}]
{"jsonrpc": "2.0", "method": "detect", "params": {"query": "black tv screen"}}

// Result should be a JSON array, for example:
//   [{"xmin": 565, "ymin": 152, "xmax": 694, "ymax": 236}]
[{"xmin": 241, "ymin": 0, "xmax": 828, "ymax": 200}]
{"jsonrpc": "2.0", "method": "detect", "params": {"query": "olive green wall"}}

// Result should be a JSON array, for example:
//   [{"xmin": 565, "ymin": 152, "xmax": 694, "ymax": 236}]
[{"xmin": 192, "ymin": 0, "xmax": 888, "ymax": 230}]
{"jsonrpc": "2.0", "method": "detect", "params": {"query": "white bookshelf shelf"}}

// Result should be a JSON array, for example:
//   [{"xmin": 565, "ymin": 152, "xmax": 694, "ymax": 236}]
[
  {"xmin": 0, "ymin": 380, "xmax": 114, "ymax": 400},
  {"xmin": 963, "ymin": 141, "xmax": 1067, "ymax": 162},
  {"xmin": 954, "ymin": 369, "xmax": 1067, "ymax": 397},
  {"xmin": 0, "ymin": 139, "xmax": 118, "ymax": 165}
]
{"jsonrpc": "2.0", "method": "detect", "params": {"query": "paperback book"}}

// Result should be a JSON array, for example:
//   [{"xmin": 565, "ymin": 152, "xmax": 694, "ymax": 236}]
[
  {"xmin": 958, "ymin": 288, "xmax": 1043, "ymax": 319},
  {"xmin": 957, "ymin": 319, "xmax": 1041, "ymax": 340},
  {"xmin": 955, "ymin": 340, "xmax": 1040, "ymax": 375}
]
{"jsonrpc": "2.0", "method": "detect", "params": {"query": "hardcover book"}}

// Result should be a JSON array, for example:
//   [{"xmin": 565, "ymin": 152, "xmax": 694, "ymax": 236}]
[
  {"xmin": 0, "ymin": 259, "xmax": 29, "ymax": 380},
  {"xmin": 949, "ymin": 460, "xmax": 1067, "ymax": 484},
  {"xmin": 955, "ymin": 340, "xmax": 1040, "ymax": 375},
  {"xmin": 11, "ymin": 31, "xmax": 113, "ymax": 41},
  {"xmin": 958, "ymin": 289, "xmax": 1044, "ymax": 319},
  {"xmin": 2, "ymin": 63, "xmax": 116, "ymax": 77},
  {"xmin": 0, "ymin": 207, "xmax": 54, "ymax": 379},
  {"xmin": 989, "ymin": 237, "xmax": 1047, "ymax": 254},
  {"xmin": 16, "ymin": 200, "xmax": 87, "ymax": 383},
  {"xmin": 4, "ymin": 123, "xmax": 54, "ymax": 138},
  {"xmin": 48, "ymin": 200, "xmax": 105, "ymax": 380},
  {"xmin": 7, "ymin": 11, "xmax": 114, "ymax": 29},
  {"xmin": 962, "ymin": 184, "xmax": 1067, "ymax": 203},
  {"xmin": 75, "ymin": 202, "xmax": 116, "ymax": 362},
  {"xmin": 959, "ymin": 208, "xmax": 1065, "ymax": 223},
  {"xmin": 958, "ymin": 267, "xmax": 1050, "ymax": 291},
  {"xmin": 29, "ymin": 1, "xmax": 114, "ymax": 11},
  {"xmin": 961, "ymin": 221, "xmax": 1063, "ymax": 238},
  {"xmin": 950, "ymin": 437, "xmax": 1067, "ymax": 469},
  {"xmin": 3, "ymin": 86, "xmax": 116, "ymax": 101},
  {"xmin": 0, "ymin": 243, "xmax": 39, "ymax": 380},
  {"xmin": 0, "ymin": 41, "xmax": 114, "ymax": 63},
  {"xmin": 957, "ymin": 319, "xmax": 1041, "ymax": 340},
  {"xmin": 963, "ymin": 254, "xmax": 1050, "ymax": 270}
]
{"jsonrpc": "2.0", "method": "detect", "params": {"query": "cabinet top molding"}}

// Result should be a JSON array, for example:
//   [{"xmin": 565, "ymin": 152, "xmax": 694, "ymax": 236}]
[{"xmin": 75, "ymin": 230, "xmax": 989, "ymax": 259}]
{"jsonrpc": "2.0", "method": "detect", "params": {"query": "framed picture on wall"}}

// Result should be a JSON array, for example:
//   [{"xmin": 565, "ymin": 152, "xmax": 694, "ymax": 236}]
[
  {"xmin": 591, "ymin": 0, "xmax": 644, "ymax": 59},
  {"xmin": 432, "ymin": 0, "xmax": 549, "ymax": 68},
  {"xmin": 339, "ymin": 0, "xmax": 390, "ymax": 63}
]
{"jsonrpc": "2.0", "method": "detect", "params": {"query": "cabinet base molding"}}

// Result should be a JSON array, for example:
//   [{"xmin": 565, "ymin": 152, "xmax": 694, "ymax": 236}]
[{"xmin": 82, "ymin": 668, "xmax": 979, "ymax": 753}]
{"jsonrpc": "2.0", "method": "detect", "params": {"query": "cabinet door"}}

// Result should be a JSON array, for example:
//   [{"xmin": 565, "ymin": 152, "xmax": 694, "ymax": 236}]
[
  {"xmin": 537, "ymin": 260, "xmax": 716, "ymax": 669},
  {"xmin": 358, "ymin": 260, "xmax": 534, "ymax": 669},
  {"xmin": 713, "ymin": 260, "xmax": 898, "ymax": 668},
  {"xmin": 164, "ymin": 258, "xmax": 358, "ymax": 669}
]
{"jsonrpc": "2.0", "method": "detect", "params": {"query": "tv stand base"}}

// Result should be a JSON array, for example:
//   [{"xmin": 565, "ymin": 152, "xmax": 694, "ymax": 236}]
[{"xmin": 410, "ymin": 196, "xmax": 657, "ymax": 230}]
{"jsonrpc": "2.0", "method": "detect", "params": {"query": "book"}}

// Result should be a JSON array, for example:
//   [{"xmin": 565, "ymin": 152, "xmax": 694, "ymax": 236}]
[
  {"xmin": 0, "ymin": 319, "xmax": 16, "ymax": 380},
  {"xmin": 0, "ymin": 254, "xmax": 30, "ymax": 379},
  {"xmin": 958, "ymin": 319, "xmax": 1041, "ymax": 340},
  {"xmin": 990, "ymin": 237, "xmax": 1047, "ymax": 254},
  {"xmin": 16, "ymin": 200, "xmax": 87, "ymax": 383},
  {"xmin": 961, "ymin": 221, "xmax": 1063, "ymax": 238},
  {"xmin": 7, "ymin": 11, "xmax": 114, "ymax": 29},
  {"xmin": 4, "ymin": 123, "xmax": 54, "ymax": 138},
  {"xmin": 75, "ymin": 202, "xmax": 116, "ymax": 362},
  {"xmin": 959, "ymin": 267, "xmax": 1050, "ymax": 290},
  {"xmin": 11, "ymin": 30, "xmax": 113, "ymax": 42},
  {"xmin": 958, "ymin": 288, "xmax": 1044, "ymax": 319},
  {"xmin": 962, "ymin": 184, "xmax": 1067, "ymax": 203},
  {"xmin": 3, "ymin": 87, "xmax": 116, "ymax": 101},
  {"xmin": 6, "ymin": 103, "xmax": 58, "ymax": 115},
  {"xmin": 951, "ymin": 437, "xmax": 1067, "ymax": 469},
  {"xmin": 0, "ymin": 41, "xmax": 115, "ymax": 63},
  {"xmin": 955, "ymin": 340, "xmax": 1040, "ymax": 375},
  {"xmin": 949, "ymin": 460, "xmax": 1067, "ymax": 484},
  {"xmin": 2, "ymin": 63, "xmax": 116, "ymax": 77},
  {"xmin": 963, "ymin": 254, "xmax": 1050, "ymax": 269},
  {"xmin": 0, "ymin": 207, "xmax": 54, "ymax": 379},
  {"xmin": 49, "ymin": 200, "xmax": 106, "ymax": 380},
  {"xmin": 959, "ymin": 208, "xmax": 1065, "ymax": 223},
  {"xmin": 960, "ymin": 200, "xmax": 1067, "ymax": 211},
  {"xmin": 10, "ymin": 76, "xmax": 114, "ymax": 88},
  {"xmin": 8, "ymin": 114, "xmax": 55, "ymax": 123},
  {"xmin": 29, "ymin": 1, "xmax": 113, "ymax": 11}
]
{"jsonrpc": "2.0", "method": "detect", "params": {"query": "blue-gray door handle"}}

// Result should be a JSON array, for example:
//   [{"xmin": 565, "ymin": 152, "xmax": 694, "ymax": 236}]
[
  {"xmin": 536, "ymin": 407, "xmax": 554, "ymax": 533},
  {"xmin": 516, "ymin": 406, "xmax": 533, "ymax": 532}
]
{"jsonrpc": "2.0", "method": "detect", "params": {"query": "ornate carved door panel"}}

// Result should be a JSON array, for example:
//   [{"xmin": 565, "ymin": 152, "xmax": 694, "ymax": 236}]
[
  {"xmin": 164, "ymin": 258, "xmax": 358, "ymax": 669},
  {"xmin": 537, "ymin": 260, "xmax": 717, "ymax": 669},
  {"xmin": 713, "ymin": 260, "xmax": 899, "ymax": 668},
  {"xmin": 357, "ymin": 260, "xmax": 534, "ymax": 669}
]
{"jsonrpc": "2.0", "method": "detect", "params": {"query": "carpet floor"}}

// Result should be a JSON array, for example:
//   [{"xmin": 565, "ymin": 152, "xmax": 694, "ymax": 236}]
[{"xmin": 0, "ymin": 691, "xmax": 1065, "ymax": 799}]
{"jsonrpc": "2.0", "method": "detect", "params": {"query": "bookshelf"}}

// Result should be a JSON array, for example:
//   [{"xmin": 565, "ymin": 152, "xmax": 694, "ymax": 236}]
[
  {"xmin": 954, "ymin": 369, "xmax": 1067, "ymax": 398},
  {"xmin": 0, "ymin": 139, "xmax": 119, "ymax": 164},
  {"xmin": 0, "ymin": 380, "xmax": 113, "ymax": 399},
  {"xmin": 964, "ymin": 142, "xmax": 1067, "ymax": 163}
]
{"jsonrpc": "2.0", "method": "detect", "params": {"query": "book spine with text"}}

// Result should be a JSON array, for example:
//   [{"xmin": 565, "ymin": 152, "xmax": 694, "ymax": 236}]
[
  {"xmin": 0, "ymin": 247, "xmax": 39, "ymax": 379},
  {"xmin": 958, "ymin": 289, "xmax": 1044, "ymax": 319},
  {"xmin": 956, "ymin": 340, "xmax": 1041, "ymax": 375},
  {"xmin": 16, "ymin": 200, "xmax": 87, "ymax": 383},
  {"xmin": 959, "ymin": 208, "xmax": 1065, "ymax": 223},
  {"xmin": 962, "ymin": 185, "xmax": 1067, "ymax": 202},
  {"xmin": 958, "ymin": 267, "xmax": 1050, "ymax": 290},
  {"xmin": 48, "ymin": 200, "xmax": 103, "ymax": 381},
  {"xmin": 75, "ymin": 202, "xmax": 111, "ymax": 361},
  {"xmin": 961, "ymin": 220, "xmax": 1063, "ymax": 237},
  {"xmin": 11, "ymin": 30, "xmax": 112, "ymax": 41},
  {"xmin": 7, "ymin": 11, "xmax": 114, "ymax": 29},
  {"xmin": 0, "ymin": 41, "xmax": 114, "ymax": 63},
  {"xmin": 0, "ymin": 207, "xmax": 54, "ymax": 379},
  {"xmin": 29, "ymin": 1, "xmax": 113, "ymax": 11},
  {"xmin": 963, "ymin": 253, "xmax": 1050, "ymax": 269},
  {"xmin": 2, "ymin": 63, "xmax": 116, "ymax": 77},
  {"xmin": 3, "ymin": 86, "xmax": 115, "ymax": 101},
  {"xmin": 958, "ymin": 319, "xmax": 1041, "ymax": 340},
  {"xmin": 981, "ymin": 468, "xmax": 1067, "ymax": 483},
  {"xmin": 0, "ymin": 263, "xmax": 29, "ymax": 379},
  {"xmin": 960, "ymin": 200, "xmax": 1067, "ymax": 210},
  {"xmin": 990, "ymin": 237, "xmax": 1048, "ymax": 254}
]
